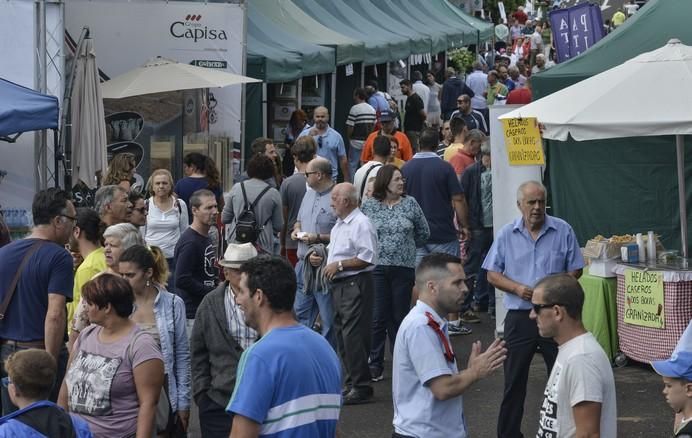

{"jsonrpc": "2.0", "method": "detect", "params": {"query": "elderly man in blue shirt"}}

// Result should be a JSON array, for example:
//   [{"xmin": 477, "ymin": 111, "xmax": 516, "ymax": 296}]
[
  {"xmin": 299, "ymin": 106, "xmax": 350, "ymax": 183},
  {"xmin": 482, "ymin": 180, "xmax": 584, "ymax": 438}
]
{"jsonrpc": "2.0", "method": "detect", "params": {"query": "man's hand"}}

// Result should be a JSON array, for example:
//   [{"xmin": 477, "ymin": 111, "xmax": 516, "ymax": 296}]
[
  {"xmin": 323, "ymin": 262, "xmax": 339, "ymax": 281},
  {"xmin": 514, "ymin": 285, "xmax": 533, "ymax": 301},
  {"xmin": 177, "ymin": 410, "xmax": 190, "ymax": 432},
  {"xmin": 466, "ymin": 339, "xmax": 507, "ymax": 381},
  {"xmin": 308, "ymin": 253, "xmax": 324, "ymax": 267},
  {"xmin": 460, "ymin": 227, "xmax": 471, "ymax": 241},
  {"xmin": 290, "ymin": 228, "xmax": 300, "ymax": 241}
]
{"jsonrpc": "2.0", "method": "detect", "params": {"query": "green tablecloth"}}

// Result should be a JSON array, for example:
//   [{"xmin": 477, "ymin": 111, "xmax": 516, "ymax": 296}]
[{"xmin": 579, "ymin": 268, "xmax": 619, "ymax": 361}]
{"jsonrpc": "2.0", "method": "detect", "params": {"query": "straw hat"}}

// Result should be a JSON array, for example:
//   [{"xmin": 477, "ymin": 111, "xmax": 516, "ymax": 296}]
[{"xmin": 218, "ymin": 242, "xmax": 258, "ymax": 269}]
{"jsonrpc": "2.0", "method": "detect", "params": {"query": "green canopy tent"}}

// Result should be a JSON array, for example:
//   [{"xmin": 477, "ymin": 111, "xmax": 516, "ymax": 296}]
[
  {"xmin": 252, "ymin": 0, "xmax": 364, "ymax": 66},
  {"xmin": 393, "ymin": 0, "xmax": 476, "ymax": 49},
  {"xmin": 530, "ymin": 0, "xmax": 692, "ymax": 249},
  {"xmin": 442, "ymin": 0, "xmax": 494, "ymax": 42},
  {"xmin": 292, "ymin": 0, "xmax": 411, "ymax": 64}
]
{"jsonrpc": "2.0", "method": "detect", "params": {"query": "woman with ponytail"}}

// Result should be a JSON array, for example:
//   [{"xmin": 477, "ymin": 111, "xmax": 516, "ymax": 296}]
[{"xmin": 119, "ymin": 244, "xmax": 190, "ymax": 436}]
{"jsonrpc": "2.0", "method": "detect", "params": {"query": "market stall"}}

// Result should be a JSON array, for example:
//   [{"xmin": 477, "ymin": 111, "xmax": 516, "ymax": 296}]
[
  {"xmin": 579, "ymin": 269, "xmax": 618, "ymax": 362},
  {"xmin": 613, "ymin": 261, "xmax": 692, "ymax": 363}
]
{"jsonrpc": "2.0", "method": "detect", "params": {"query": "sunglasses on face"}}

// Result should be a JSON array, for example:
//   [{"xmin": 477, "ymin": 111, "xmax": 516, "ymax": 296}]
[{"xmin": 532, "ymin": 303, "xmax": 564, "ymax": 313}]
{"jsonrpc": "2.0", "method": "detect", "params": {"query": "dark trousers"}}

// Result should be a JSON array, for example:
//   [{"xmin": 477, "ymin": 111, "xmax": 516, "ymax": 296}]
[
  {"xmin": 497, "ymin": 310, "xmax": 558, "ymax": 438},
  {"xmin": 0, "ymin": 343, "xmax": 68, "ymax": 415},
  {"xmin": 462, "ymin": 228, "xmax": 493, "ymax": 310},
  {"xmin": 198, "ymin": 393, "xmax": 233, "ymax": 438},
  {"xmin": 166, "ymin": 257, "xmax": 176, "ymax": 293},
  {"xmin": 369, "ymin": 266, "xmax": 415, "ymax": 369},
  {"xmin": 331, "ymin": 271, "xmax": 374, "ymax": 391}
]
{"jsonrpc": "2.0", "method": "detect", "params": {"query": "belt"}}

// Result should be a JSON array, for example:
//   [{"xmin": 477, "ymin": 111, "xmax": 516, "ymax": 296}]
[
  {"xmin": 0, "ymin": 339, "xmax": 45, "ymax": 349},
  {"xmin": 331, "ymin": 271, "xmax": 368, "ymax": 284}
]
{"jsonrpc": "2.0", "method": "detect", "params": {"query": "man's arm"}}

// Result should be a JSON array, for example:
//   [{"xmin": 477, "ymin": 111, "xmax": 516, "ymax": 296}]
[
  {"xmin": 346, "ymin": 125, "xmax": 354, "ymax": 143},
  {"xmin": 568, "ymin": 269, "xmax": 584, "ymax": 280},
  {"xmin": 45, "ymin": 293, "xmax": 66, "ymax": 359},
  {"xmin": 487, "ymin": 271, "xmax": 533, "ymax": 301},
  {"xmin": 190, "ymin": 300, "xmax": 211, "ymax": 403},
  {"xmin": 230, "ymin": 415, "xmax": 261, "ymax": 438},
  {"xmin": 339, "ymin": 155, "xmax": 350, "ymax": 183},
  {"xmin": 451, "ymin": 193, "xmax": 470, "ymax": 240},
  {"xmin": 572, "ymin": 401, "xmax": 602, "ymax": 438},
  {"xmin": 428, "ymin": 339, "xmax": 506, "ymax": 400}
]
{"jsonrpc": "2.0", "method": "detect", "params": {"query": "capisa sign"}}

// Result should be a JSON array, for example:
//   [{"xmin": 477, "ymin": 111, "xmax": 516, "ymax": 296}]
[{"xmin": 170, "ymin": 14, "xmax": 228, "ymax": 42}]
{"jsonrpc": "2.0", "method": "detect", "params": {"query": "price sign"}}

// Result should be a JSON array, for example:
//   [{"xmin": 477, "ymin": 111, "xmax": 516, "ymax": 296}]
[{"xmin": 501, "ymin": 117, "xmax": 546, "ymax": 166}]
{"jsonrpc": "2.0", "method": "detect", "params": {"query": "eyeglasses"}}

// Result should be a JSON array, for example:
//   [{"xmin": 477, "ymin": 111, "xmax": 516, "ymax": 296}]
[
  {"xmin": 60, "ymin": 214, "xmax": 77, "ymax": 223},
  {"xmin": 532, "ymin": 303, "xmax": 565, "ymax": 313},
  {"xmin": 317, "ymin": 136, "xmax": 324, "ymax": 149},
  {"xmin": 305, "ymin": 171, "xmax": 319, "ymax": 177}
]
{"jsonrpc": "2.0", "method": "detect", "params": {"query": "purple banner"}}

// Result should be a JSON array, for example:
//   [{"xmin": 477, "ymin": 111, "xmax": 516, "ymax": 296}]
[{"xmin": 550, "ymin": 3, "xmax": 604, "ymax": 63}]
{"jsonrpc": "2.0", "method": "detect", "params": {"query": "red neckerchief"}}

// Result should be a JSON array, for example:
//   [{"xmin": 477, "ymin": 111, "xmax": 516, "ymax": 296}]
[{"xmin": 425, "ymin": 311, "xmax": 456, "ymax": 363}]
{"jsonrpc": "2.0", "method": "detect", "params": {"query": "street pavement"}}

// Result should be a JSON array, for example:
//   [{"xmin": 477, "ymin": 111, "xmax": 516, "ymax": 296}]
[{"xmin": 339, "ymin": 311, "xmax": 674, "ymax": 437}]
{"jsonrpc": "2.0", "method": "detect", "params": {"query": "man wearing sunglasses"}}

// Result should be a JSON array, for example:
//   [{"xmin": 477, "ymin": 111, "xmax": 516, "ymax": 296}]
[
  {"xmin": 483, "ymin": 180, "xmax": 584, "ymax": 438},
  {"xmin": 0, "ymin": 188, "xmax": 76, "ymax": 411},
  {"xmin": 530, "ymin": 274, "xmax": 617, "ymax": 438}
]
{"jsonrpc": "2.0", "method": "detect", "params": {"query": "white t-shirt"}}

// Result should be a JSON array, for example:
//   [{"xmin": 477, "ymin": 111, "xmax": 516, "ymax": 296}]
[
  {"xmin": 537, "ymin": 332, "xmax": 617, "ymax": 438},
  {"xmin": 412, "ymin": 80, "xmax": 431, "ymax": 114},
  {"xmin": 353, "ymin": 161, "xmax": 383, "ymax": 201},
  {"xmin": 144, "ymin": 197, "xmax": 189, "ymax": 258}
]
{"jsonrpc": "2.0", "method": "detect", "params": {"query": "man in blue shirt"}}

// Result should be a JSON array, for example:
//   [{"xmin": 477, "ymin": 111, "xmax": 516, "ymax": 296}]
[
  {"xmin": 0, "ymin": 188, "xmax": 75, "ymax": 409},
  {"xmin": 482, "ymin": 180, "xmax": 584, "ymax": 438},
  {"xmin": 228, "ymin": 256, "xmax": 341, "ymax": 437},
  {"xmin": 298, "ymin": 106, "xmax": 349, "ymax": 183}
]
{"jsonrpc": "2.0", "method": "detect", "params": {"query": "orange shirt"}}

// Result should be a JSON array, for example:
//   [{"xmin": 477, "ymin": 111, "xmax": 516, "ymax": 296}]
[
  {"xmin": 449, "ymin": 149, "xmax": 476, "ymax": 175},
  {"xmin": 360, "ymin": 130, "xmax": 413, "ymax": 163}
]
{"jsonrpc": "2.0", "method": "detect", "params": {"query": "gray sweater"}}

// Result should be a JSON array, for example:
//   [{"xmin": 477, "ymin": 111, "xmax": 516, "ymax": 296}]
[
  {"xmin": 222, "ymin": 178, "xmax": 283, "ymax": 254},
  {"xmin": 191, "ymin": 282, "xmax": 244, "ymax": 407}
]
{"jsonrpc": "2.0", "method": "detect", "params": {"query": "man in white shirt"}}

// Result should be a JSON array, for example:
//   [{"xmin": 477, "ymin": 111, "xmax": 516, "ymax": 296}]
[
  {"xmin": 324, "ymin": 183, "xmax": 378, "ymax": 405},
  {"xmin": 412, "ymin": 70, "xmax": 431, "ymax": 114},
  {"xmin": 392, "ymin": 253, "xmax": 506, "ymax": 437},
  {"xmin": 353, "ymin": 136, "xmax": 391, "ymax": 201},
  {"xmin": 465, "ymin": 62, "xmax": 488, "ymax": 112},
  {"xmin": 530, "ymin": 24, "xmax": 545, "ymax": 68},
  {"xmin": 345, "ymin": 88, "xmax": 376, "ymax": 182},
  {"xmin": 531, "ymin": 274, "xmax": 617, "ymax": 438}
]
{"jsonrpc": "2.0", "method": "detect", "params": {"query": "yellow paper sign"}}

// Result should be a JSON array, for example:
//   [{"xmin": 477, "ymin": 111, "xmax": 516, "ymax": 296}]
[
  {"xmin": 623, "ymin": 269, "xmax": 665, "ymax": 329},
  {"xmin": 501, "ymin": 117, "xmax": 546, "ymax": 166}
]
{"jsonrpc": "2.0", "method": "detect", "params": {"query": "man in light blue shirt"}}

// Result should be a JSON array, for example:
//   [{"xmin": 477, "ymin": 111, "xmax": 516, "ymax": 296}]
[
  {"xmin": 482, "ymin": 180, "xmax": 584, "ymax": 438},
  {"xmin": 298, "ymin": 106, "xmax": 349, "ymax": 183},
  {"xmin": 392, "ymin": 252, "xmax": 506, "ymax": 437}
]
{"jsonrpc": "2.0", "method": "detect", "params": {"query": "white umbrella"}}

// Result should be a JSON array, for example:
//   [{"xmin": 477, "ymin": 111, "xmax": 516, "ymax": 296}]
[
  {"xmin": 101, "ymin": 56, "xmax": 261, "ymax": 99},
  {"xmin": 500, "ymin": 38, "xmax": 692, "ymax": 256},
  {"xmin": 71, "ymin": 37, "xmax": 108, "ymax": 189}
]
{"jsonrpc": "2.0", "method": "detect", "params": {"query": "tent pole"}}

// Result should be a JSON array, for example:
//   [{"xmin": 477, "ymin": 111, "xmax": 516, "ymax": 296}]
[{"xmin": 676, "ymin": 134, "xmax": 688, "ymax": 258}]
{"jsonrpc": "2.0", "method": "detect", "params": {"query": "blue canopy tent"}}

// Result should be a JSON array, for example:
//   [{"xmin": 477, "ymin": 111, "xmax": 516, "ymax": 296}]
[{"xmin": 0, "ymin": 77, "xmax": 59, "ymax": 142}]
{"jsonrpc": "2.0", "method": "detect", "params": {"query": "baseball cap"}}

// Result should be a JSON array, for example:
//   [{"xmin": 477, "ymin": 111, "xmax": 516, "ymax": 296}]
[
  {"xmin": 652, "ymin": 351, "xmax": 692, "ymax": 381},
  {"xmin": 380, "ymin": 110, "xmax": 394, "ymax": 122}
]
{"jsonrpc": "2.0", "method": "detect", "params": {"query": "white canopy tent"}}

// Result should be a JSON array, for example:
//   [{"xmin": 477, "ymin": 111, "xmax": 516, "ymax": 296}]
[{"xmin": 500, "ymin": 39, "xmax": 692, "ymax": 256}]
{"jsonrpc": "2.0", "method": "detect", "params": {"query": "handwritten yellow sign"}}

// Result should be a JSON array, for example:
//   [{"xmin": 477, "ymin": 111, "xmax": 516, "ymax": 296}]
[
  {"xmin": 623, "ymin": 269, "xmax": 665, "ymax": 329},
  {"xmin": 501, "ymin": 117, "xmax": 545, "ymax": 166}
]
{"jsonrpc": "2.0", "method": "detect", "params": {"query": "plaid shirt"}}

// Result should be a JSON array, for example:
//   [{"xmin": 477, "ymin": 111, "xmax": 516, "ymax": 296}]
[{"xmin": 224, "ymin": 284, "xmax": 257, "ymax": 350}]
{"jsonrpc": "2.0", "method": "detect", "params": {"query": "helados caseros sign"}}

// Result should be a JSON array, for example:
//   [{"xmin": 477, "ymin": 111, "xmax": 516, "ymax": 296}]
[{"xmin": 549, "ymin": 3, "xmax": 604, "ymax": 63}]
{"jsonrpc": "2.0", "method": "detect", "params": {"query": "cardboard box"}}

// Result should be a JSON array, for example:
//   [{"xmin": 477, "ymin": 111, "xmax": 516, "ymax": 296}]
[{"xmin": 583, "ymin": 239, "xmax": 630, "ymax": 260}]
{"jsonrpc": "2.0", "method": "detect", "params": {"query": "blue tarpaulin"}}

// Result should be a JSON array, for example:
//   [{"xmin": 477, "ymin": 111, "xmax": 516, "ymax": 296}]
[{"xmin": 0, "ymin": 77, "xmax": 59, "ymax": 138}]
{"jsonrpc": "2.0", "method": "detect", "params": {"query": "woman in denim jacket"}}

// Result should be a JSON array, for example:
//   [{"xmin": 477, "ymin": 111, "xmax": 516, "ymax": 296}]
[{"xmin": 119, "ymin": 244, "xmax": 191, "ymax": 435}]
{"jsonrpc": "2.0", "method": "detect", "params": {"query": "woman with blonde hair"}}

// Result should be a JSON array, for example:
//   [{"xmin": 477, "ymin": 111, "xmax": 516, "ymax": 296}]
[
  {"xmin": 144, "ymin": 169, "xmax": 188, "ymax": 289},
  {"xmin": 119, "ymin": 244, "xmax": 189, "ymax": 436},
  {"xmin": 103, "ymin": 153, "xmax": 137, "ymax": 191}
]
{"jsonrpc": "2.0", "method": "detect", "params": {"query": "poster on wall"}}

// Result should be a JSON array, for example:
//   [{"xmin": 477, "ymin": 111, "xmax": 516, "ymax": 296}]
[{"xmin": 65, "ymin": 0, "xmax": 245, "ymax": 152}]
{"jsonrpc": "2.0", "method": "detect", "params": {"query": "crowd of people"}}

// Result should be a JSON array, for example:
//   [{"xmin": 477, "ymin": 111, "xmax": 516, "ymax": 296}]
[{"xmin": 0, "ymin": 60, "xmax": 688, "ymax": 438}]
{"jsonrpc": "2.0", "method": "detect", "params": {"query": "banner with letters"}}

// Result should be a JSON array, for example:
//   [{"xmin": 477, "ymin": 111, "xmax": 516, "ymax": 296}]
[{"xmin": 549, "ymin": 3, "xmax": 604, "ymax": 63}]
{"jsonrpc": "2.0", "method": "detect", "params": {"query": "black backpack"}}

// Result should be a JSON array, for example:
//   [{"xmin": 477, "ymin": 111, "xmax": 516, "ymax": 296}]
[{"xmin": 234, "ymin": 182, "xmax": 272, "ymax": 244}]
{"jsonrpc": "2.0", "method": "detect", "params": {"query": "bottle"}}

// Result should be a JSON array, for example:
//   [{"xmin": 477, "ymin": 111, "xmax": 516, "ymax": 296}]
[
  {"xmin": 647, "ymin": 231, "xmax": 657, "ymax": 264},
  {"xmin": 636, "ymin": 233, "xmax": 646, "ymax": 263}
]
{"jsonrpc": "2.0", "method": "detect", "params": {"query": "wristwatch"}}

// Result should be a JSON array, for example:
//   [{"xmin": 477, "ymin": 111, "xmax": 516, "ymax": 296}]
[{"xmin": 337, "ymin": 261, "xmax": 344, "ymax": 272}]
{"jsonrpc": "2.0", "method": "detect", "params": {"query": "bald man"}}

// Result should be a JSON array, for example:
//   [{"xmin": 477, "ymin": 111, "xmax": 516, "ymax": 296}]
[
  {"xmin": 298, "ymin": 107, "xmax": 350, "ymax": 182},
  {"xmin": 326, "ymin": 183, "xmax": 378, "ymax": 404}
]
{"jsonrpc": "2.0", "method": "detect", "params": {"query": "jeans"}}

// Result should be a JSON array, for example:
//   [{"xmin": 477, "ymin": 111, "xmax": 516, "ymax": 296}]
[
  {"xmin": 405, "ymin": 131, "xmax": 421, "ymax": 152},
  {"xmin": 369, "ymin": 266, "xmax": 415, "ymax": 369},
  {"xmin": 347, "ymin": 144, "xmax": 362, "ymax": 182},
  {"xmin": 293, "ymin": 259, "xmax": 335, "ymax": 348},
  {"xmin": 463, "ymin": 228, "xmax": 494, "ymax": 310},
  {"xmin": 415, "ymin": 239, "xmax": 460, "ymax": 267},
  {"xmin": 197, "ymin": 393, "xmax": 233, "ymax": 437},
  {"xmin": 0, "ymin": 343, "xmax": 68, "ymax": 415}
]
